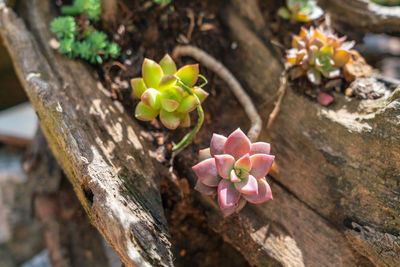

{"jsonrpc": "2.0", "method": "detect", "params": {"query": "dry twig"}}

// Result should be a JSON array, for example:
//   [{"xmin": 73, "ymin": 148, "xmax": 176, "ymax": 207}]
[
  {"xmin": 267, "ymin": 72, "xmax": 287, "ymax": 129},
  {"xmin": 172, "ymin": 45, "xmax": 262, "ymax": 141}
]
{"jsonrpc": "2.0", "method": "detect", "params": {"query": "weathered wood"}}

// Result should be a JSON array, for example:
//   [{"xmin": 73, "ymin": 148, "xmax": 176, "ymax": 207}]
[
  {"xmin": 319, "ymin": 0, "xmax": 400, "ymax": 33},
  {"xmin": 0, "ymin": 1, "xmax": 173, "ymax": 266}
]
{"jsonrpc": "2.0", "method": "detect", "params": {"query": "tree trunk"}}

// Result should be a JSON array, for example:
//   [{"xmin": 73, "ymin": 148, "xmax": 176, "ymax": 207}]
[{"xmin": 0, "ymin": 0, "xmax": 399, "ymax": 266}]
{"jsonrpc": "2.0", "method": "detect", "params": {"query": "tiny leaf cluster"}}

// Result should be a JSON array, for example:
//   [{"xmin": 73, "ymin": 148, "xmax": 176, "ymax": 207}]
[
  {"xmin": 50, "ymin": 0, "xmax": 120, "ymax": 64},
  {"xmin": 131, "ymin": 55, "xmax": 209, "ymax": 130},
  {"xmin": 286, "ymin": 27, "xmax": 354, "ymax": 85},
  {"xmin": 153, "ymin": 0, "xmax": 172, "ymax": 4},
  {"xmin": 278, "ymin": 0, "xmax": 323, "ymax": 22}
]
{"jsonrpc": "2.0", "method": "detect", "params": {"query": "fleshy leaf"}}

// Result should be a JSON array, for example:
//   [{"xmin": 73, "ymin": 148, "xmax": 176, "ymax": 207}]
[
  {"xmin": 192, "ymin": 158, "xmax": 219, "ymax": 187},
  {"xmin": 130, "ymin": 78, "xmax": 147, "ymax": 99},
  {"xmin": 234, "ymin": 175, "xmax": 258, "ymax": 195},
  {"xmin": 135, "ymin": 101, "xmax": 159, "ymax": 121},
  {"xmin": 333, "ymin": 49, "xmax": 350, "ymax": 67},
  {"xmin": 224, "ymin": 128, "xmax": 251, "ymax": 159},
  {"xmin": 194, "ymin": 179, "xmax": 216, "ymax": 196},
  {"xmin": 243, "ymin": 178, "xmax": 273, "ymax": 204},
  {"xmin": 176, "ymin": 64, "xmax": 199, "ymax": 87},
  {"xmin": 220, "ymin": 198, "xmax": 247, "ymax": 217},
  {"xmin": 250, "ymin": 154, "xmax": 275, "ymax": 179},
  {"xmin": 193, "ymin": 87, "xmax": 209, "ymax": 103},
  {"xmin": 159, "ymin": 54, "xmax": 177, "ymax": 75},
  {"xmin": 159, "ymin": 75, "xmax": 178, "ymax": 90},
  {"xmin": 250, "ymin": 142, "xmax": 271, "ymax": 155},
  {"xmin": 179, "ymin": 112, "xmax": 191, "ymax": 128},
  {"xmin": 161, "ymin": 98, "xmax": 179, "ymax": 112},
  {"xmin": 214, "ymin": 154, "xmax": 235, "ymax": 179},
  {"xmin": 141, "ymin": 88, "xmax": 161, "ymax": 109},
  {"xmin": 234, "ymin": 153, "xmax": 252, "ymax": 172},
  {"xmin": 317, "ymin": 92, "xmax": 334, "ymax": 106},
  {"xmin": 218, "ymin": 179, "xmax": 241, "ymax": 209},
  {"xmin": 160, "ymin": 109, "xmax": 180, "ymax": 130},
  {"xmin": 278, "ymin": 7, "xmax": 291, "ymax": 19},
  {"xmin": 142, "ymin": 58, "xmax": 163, "ymax": 89},
  {"xmin": 199, "ymin": 148, "xmax": 211, "ymax": 161},
  {"xmin": 230, "ymin": 169, "xmax": 241, "ymax": 183},
  {"xmin": 176, "ymin": 95, "xmax": 199, "ymax": 113},
  {"xmin": 161, "ymin": 86, "xmax": 184, "ymax": 103},
  {"xmin": 210, "ymin": 134, "xmax": 227, "ymax": 156},
  {"xmin": 307, "ymin": 68, "xmax": 321, "ymax": 85}
]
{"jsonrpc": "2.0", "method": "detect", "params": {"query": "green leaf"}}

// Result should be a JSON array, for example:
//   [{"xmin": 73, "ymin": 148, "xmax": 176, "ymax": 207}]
[
  {"xmin": 160, "ymin": 109, "xmax": 181, "ymax": 130},
  {"xmin": 160, "ymin": 86, "xmax": 184, "ymax": 102},
  {"xmin": 130, "ymin": 78, "xmax": 147, "ymax": 98},
  {"xmin": 278, "ymin": 7, "xmax": 292, "ymax": 19},
  {"xmin": 176, "ymin": 64, "xmax": 199, "ymax": 87},
  {"xmin": 159, "ymin": 75, "xmax": 178, "ymax": 90},
  {"xmin": 50, "ymin": 17, "xmax": 77, "ymax": 40},
  {"xmin": 176, "ymin": 95, "xmax": 199, "ymax": 113},
  {"xmin": 142, "ymin": 58, "xmax": 164, "ymax": 89},
  {"xmin": 141, "ymin": 88, "xmax": 161, "ymax": 110},
  {"xmin": 193, "ymin": 87, "xmax": 209, "ymax": 103},
  {"xmin": 179, "ymin": 113, "xmax": 191, "ymax": 128},
  {"xmin": 135, "ymin": 101, "xmax": 159, "ymax": 121},
  {"xmin": 161, "ymin": 99, "xmax": 180, "ymax": 112},
  {"xmin": 159, "ymin": 54, "xmax": 177, "ymax": 75}
]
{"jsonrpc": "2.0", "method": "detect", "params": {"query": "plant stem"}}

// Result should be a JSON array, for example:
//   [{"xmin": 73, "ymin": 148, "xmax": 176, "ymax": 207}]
[{"xmin": 172, "ymin": 80, "xmax": 204, "ymax": 157}]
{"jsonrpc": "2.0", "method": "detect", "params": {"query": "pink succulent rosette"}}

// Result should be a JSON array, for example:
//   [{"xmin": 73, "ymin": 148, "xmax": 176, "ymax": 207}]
[{"xmin": 192, "ymin": 128, "xmax": 274, "ymax": 217}]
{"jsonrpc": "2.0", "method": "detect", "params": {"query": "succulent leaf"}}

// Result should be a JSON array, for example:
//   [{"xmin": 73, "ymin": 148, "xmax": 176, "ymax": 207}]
[
  {"xmin": 160, "ymin": 109, "xmax": 181, "ymax": 130},
  {"xmin": 141, "ymin": 88, "xmax": 161, "ymax": 109},
  {"xmin": 194, "ymin": 179, "xmax": 216, "ymax": 196},
  {"xmin": 130, "ymin": 78, "xmax": 147, "ymax": 99},
  {"xmin": 142, "ymin": 58, "xmax": 164, "ymax": 89},
  {"xmin": 218, "ymin": 179, "xmax": 241, "ymax": 209},
  {"xmin": 214, "ymin": 154, "xmax": 235, "ymax": 179},
  {"xmin": 179, "ymin": 112, "xmax": 191, "ymax": 127},
  {"xmin": 224, "ymin": 128, "xmax": 251, "ymax": 160},
  {"xmin": 135, "ymin": 101, "xmax": 159, "ymax": 121},
  {"xmin": 250, "ymin": 154, "xmax": 275, "ymax": 179},
  {"xmin": 250, "ymin": 142, "xmax": 271, "ymax": 155},
  {"xmin": 234, "ymin": 175, "xmax": 258, "ymax": 195},
  {"xmin": 210, "ymin": 134, "xmax": 227, "ymax": 156},
  {"xmin": 243, "ymin": 178, "xmax": 273, "ymax": 204},
  {"xmin": 193, "ymin": 87, "xmax": 209, "ymax": 103},
  {"xmin": 234, "ymin": 154, "xmax": 252, "ymax": 172},
  {"xmin": 199, "ymin": 148, "xmax": 212, "ymax": 161},
  {"xmin": 159, "ymin": 74, "xmax": 178, "ymax": 90},
  {"xmin": 192, "ymin": 158, "xmax": 219, "ymax": 187},
  {"xmin": 161, "ymin": 98, "xmax": 179, "ymax": 112},
  {"xmin": 159, "ymin": 54, "xmax": 177, "ymax": 75},
  {"xmin": 176, "ymin": 64, "xmax": 199, "ymax": 87},
  {"xmin": 176, "ymin": 95, "xmax": 199, "ymax": 113}
]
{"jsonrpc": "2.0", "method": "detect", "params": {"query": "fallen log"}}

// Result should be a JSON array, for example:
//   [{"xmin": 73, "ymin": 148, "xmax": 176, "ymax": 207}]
[{"xmin": 0, "ymin": 1, "xmax": 173, "ymax": 266}]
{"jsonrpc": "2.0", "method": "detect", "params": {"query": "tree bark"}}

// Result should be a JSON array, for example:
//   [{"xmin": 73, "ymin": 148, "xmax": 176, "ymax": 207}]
[{"xmin": 0, "ymin": 1, "xmax": 173, "ymax": 266}]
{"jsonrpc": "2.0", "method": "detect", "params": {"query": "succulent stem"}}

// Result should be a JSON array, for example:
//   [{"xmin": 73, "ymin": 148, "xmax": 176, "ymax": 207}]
[{"xmin": 172, "ymin": 80, "xmax": 204, "ymax": 157}]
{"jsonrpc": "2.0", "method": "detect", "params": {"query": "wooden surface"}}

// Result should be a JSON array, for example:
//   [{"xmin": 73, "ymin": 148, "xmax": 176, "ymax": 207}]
[
  {"xmin": 0, "ymin": 1, "xmax": 173, "ymax": 266},
  {"xmin": 0, "ymin": 0, "xmax": 399, "ymax": 266}
]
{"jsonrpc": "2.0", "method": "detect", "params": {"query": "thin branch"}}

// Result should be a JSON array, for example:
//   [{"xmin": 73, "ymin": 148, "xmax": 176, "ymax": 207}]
[
  {"xmin": 267, "ymin": 72, "xmax": 287, "ymax": 129},
  {"xmin": 172, "ymin": 45, "xmax": 262, "ymax": 141}
]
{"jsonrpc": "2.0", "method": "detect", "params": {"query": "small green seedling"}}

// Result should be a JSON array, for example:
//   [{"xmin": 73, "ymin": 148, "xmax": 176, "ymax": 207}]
[{"xmin": 50, "ymin": 0, "xmax": 120, "ymax": 64}]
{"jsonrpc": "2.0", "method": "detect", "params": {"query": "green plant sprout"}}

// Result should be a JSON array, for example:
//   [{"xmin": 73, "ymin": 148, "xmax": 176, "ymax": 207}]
[
  {"xmin": 153, "ymin": 0, "xmax": 172, "ymax": 5},
  {"xmin": 278, "ymin": 0, "xmax": 323, "ymax": 22},
  {"xmin": 61, "ymin": 0, "xmax": 102, "ymax": 21},
  {"xmin": 131, "ymin": 55, "xmax": 209, "ymax": 156},
  {"xmin": 50, "ymin": 0, "xmax": 120, "ymax": 64}
]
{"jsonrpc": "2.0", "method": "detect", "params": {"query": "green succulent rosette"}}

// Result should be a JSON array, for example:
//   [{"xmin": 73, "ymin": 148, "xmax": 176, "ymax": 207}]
[{"xmin": 131, "ymin": 54, "xmax": 209, "ymax": 130}]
